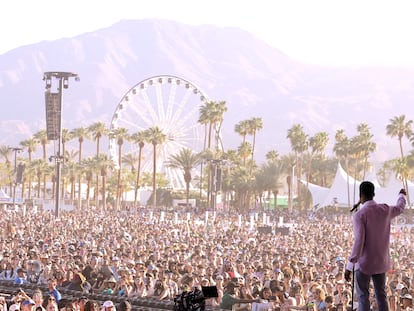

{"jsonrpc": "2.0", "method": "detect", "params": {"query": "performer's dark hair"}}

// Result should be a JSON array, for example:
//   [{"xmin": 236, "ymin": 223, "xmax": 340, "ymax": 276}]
[{"xmin": 360, "ymin": 181, "xmax": 375, "ymax": 198}]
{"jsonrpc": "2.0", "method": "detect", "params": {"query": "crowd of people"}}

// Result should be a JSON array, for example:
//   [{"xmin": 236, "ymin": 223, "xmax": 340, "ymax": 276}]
[{"xmin": 0, "ymin": 206, "xmax": 413, "ymax": 311}]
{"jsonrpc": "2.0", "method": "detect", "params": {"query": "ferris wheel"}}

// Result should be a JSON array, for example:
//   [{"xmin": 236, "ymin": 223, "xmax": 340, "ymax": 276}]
[{"xmin": 109, "ymin": 75, "xmax": 210, "ymax": 189}]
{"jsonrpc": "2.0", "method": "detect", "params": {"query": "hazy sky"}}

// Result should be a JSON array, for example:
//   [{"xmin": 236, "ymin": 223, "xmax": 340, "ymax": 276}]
[{"xmin": 2, "ymin": 0, "xmax": 414, "ymax": 66}]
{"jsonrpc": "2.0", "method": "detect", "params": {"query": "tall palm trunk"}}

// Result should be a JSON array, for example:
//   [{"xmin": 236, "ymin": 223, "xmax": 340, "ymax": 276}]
[
  {"xmin": 398, "ymin": 137, "xmax": 411, "ymax": 205},
  {"xmin": 152, "ymin": 144, "xmax": 157, "ymax": 208},
  {"xmin": 134, "ymin": 145, "xmax": 143, "ymax": 206}
]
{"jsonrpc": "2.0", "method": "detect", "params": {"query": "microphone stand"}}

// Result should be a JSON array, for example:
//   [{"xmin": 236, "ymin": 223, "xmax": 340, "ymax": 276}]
[{"xmin": 349, "ymin": 201, "xmax": 359, "ymax": 310}]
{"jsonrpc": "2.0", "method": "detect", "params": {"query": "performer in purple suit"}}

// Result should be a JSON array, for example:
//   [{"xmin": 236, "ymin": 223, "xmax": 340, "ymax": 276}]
[{"xmin": 345, "ymin": 181, "xmax": 406, "ymax": 311}]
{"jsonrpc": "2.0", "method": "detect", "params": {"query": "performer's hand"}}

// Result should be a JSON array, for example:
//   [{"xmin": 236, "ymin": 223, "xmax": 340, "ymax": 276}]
[
  {"xmin": 399, "ymin": 188, "xmax": 407, "ymax": 195},
  {"xmin": 344, "ymin": 269, "xmax": 352, "ymax": 282}
]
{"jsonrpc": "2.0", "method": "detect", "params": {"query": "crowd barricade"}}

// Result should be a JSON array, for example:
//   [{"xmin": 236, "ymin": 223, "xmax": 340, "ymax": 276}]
[{"xmin": 0, "ymin": 280, "xmax": 224, "ymax": 311}]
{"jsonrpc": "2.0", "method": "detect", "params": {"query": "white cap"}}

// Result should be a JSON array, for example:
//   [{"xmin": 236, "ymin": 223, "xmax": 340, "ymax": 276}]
[
  {"xmin": 103, "ymin": 301, "xmax": 114, "ymax": 308},
  {"xmin": 9, "ymin": 304, "xmax": 20, "ymax": 311}
]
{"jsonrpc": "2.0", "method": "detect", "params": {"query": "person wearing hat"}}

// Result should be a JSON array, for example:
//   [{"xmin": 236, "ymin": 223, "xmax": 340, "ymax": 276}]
[
  {"xmin": 345, "ymin": 182, "xmax": 407, "ymax": 311},
  {"xmin": 101, "ymin": 301, "xmax": 115, "ymax": 311},
  {"xmin": 102, "ymin": 276, "xmax": 117, "ymax": 295},
  {"xmin": 21, "ymin": 299, "xmax": 36, "ymax": 311},
  {"xmin": 220, "ymin": 281, "xmax": 259, "ymax": 310},
  {"xmin": 14, "ymin": 268, "xmax": 28, "ymax": 285}
]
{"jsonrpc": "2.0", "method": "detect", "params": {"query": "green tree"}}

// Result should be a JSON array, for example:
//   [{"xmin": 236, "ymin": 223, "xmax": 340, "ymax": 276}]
[
  {"xmin": 247, "ymin": 117, "xmax": 263, "ymax": 165},
  {"xmin": 234, "ymin": 120, "xmax": 250, "ymax": 145},
  {"xmin": 80, "ymin": 157, "xmax": 97, "ymax": 208},
  {"xmin": 34, "ymin": 130, "xmax": 49, "ymax": 197},
  {"xmin": 166, "ymin": 148, "xmax": 202, "ymax": 209},
  {"xmin": 0, "ymin": 145, "xmax": 13, "ymax": 192},
  {"xmin": 386, "ymin": 115, "xmax": 412, "ymax": 204},
  {"xmin": 386, "ymin": 115, "xmax": 413, "ymax": 159},
  {"xmin": 198, "ymin": 100, "xmax": 227, "ymax": 151},
  {"xmin": 95, "ymin": 154, "xmax": 114, "ymax": 210},
  {"xmin": 333, "ymin": 129, "xmax": 352, "ymax": 207},
  {"xmin": 145, "ymin": 126, "xmax": 167, "ymax": 208},
  {"xmin": 304, "ymin": 132, "xmax": 329, "ymax": 208},
  {"xmin": 198, "ymin": 100, "xmax": 227, "ymax": 209},
  {"xmin": 122, "ymin": 153, "xmax": 137, "ymax": 172},
  {"xmin": 258, "ymin": 159, "xmax": 284, "ymax": 210},
  {"xmin": 33, "ymin": 130, "xmax": 49, "ymax": 161},
  {"xmin": 20, "ymin": 137, "xmax": 39, "ymax": 200},
  {"xmin": 88, "ymin": 122, "xmax": 108, "ymax": 208},
  {"xmin": 130, "ymin": 130, "xmax": 147, "ymax": 207},
  {"xmin": 287, "ymin": 124, "xmax": 308, "ymax": 208},
  {"xmin": 61, "ymin": 128, "xmax": 72, "ymax": 161},
  {"xmin": 109, "ymin": 127, "xmax": 130, "ymax": 209},
  {"xmin": 70, "ymin": 127, "xmax": 90, "ymax": 207},
  {"xmin": 31, "ymin": 159, "xmax": 48, "ymax": 198},
  {"xmin": 356, "ymin": 123, "xmax": 376, "ymax": 180}
]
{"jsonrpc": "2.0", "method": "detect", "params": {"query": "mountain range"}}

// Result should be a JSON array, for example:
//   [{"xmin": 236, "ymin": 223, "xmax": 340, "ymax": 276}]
[{"xmin": 1, "ymin": 19, "xmax": 414, "ymax": 165}]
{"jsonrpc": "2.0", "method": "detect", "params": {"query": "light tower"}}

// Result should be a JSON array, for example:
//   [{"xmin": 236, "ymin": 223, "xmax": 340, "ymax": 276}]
[{"xmin": 43, "ymin": 72, "xmax": 79, "ymax": 217}]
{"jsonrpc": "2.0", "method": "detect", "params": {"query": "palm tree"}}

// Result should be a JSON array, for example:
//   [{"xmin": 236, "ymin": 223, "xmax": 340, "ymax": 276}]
[
  {"xmin": 247, "ymin": 117, "xmax": 263, "ymax": 164},
  {"xmin": 0, "ymin": 145, "xmax": 12, "ymax": 192},
  {"xmin": 356, "ymin": 123, "xmax": 376, "ymax": 180},
  {"xmin": 88, "ymin": 122, "xmax": 108, "ymax": 156},
  {"xmin": 386, "ymin": 115, "xmax": 413, "ymax": 159},
  {"xmin": 64, "ymin": 160, "xmax": 78, "ymax": 203},
  {"xmin": 198, "ymin": 100, "xmax": 227, "ymax": 151},
  {"xmin": 234, "ymin": 120, "xmax": 250, "ymax": 145},
  {"xmin": 281, "ymin": 154, "xmax": 296, "ymax": 212},
  {"xmin": 45, "ymin": 164, "xmax": 55, "ymax": 199},
  {"xmin": 390, "ymin": 157, "xmax": 409, "ymax": 193},
  {"xmin": 305, "ymin": 132, "xmax": 329, "ymax": 208},
  {"xmin": 238, "ymin": 141, "xmax": 253, "ymax": 166},
  {"xmin": 145, "ymin": 126, "xmax": 167, "ymax": 208},
  {"xmin": 95, "ymin": 154, "xmax": 114, "ymax": 210},
  {"xmin": 20, "ymin": 137, "xmax": 39, "ymax": 200},
  {"xmin": 166, "ymin": 148, "xmax": 202, "ymax": 209},
  {"xmin": 259, "ymin": 159, "xmax": 284, "ymax": 210},
  {"xmin": 61, "ymin": 128, "xmax": 72, "ymax": 159},
  {"xmin": 333, "ymin": 129, "xmax": 352, "ymax": 207},
  {"xmin": 230, "ymin": 166, "xmax": 252, "ymax": 212},
  {"xmin": 287, "ymin": 124, "xmax": 308, "ymax": 207},
  {"xmin": 33, "ymin": 130, "xmax": 49, "ymax": 161},
  {"xmin": 34, "ymin": 130, "xmax": 49, "ymax": 198},
  {"xmin": 130, "ymin": 130, "xmax": 147, "ymax": 207},
  {"xmin": 265, "ymin": 150, "xmax": 279, "ymax": 163},
  {"xmin": 80, "ymin": 157, "xmax": 96, "ymax": 208},
  {"xmin": 70, "ymin": 127, "xmax": 90, "ymax": 163},
  {"xmin": 70, "ymin": 127, "xmax": 90, "ymax": 207},
  {"xmin": 109, "ymin": 127, "xmax": 130, "ymax": 209},
  {"xmin": 386, "ymin": 115, "xmax": 413, "ymax": 203},
  {"xmin": 122, "ymin": 153, "xmax": 137, "ymax": 172},
  {"xmin": 198, "ymin": 100, "xmax": 227, "ymax": 209},
  {"xmin": 89, "ymin": 122, "xmax": 108, "ymax": 208},
  {"xmin": 31, "ymin": 159, "xmax": 48, "ymax": 198}
]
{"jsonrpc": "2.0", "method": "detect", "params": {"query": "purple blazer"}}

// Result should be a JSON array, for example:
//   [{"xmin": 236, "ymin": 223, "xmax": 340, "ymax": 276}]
[{"xmin": 348, "ymin": 194, "xmax": 406, "ymax": 275}]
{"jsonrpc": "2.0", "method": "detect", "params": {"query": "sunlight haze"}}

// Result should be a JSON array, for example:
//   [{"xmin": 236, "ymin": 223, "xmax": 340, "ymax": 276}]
[{"xmin": 2, "ymin": 0, "xmax": 414, "ymax": 66}]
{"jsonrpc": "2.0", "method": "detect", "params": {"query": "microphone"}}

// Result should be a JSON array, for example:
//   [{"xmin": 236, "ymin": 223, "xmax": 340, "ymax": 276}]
[{"xmin": 350, "ymin": 201, "xmax": 360, "ymax": 213}]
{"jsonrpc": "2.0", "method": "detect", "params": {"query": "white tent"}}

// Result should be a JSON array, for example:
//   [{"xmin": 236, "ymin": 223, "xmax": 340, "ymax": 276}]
[
  {"xmin": 300, "ymin": 180, "xmax": 329, "ymax": 209},
  {"xmin": 300, "ymin": 164, "xmax": 358, "ymax": 209},
  {"xmin": 0, "ymin": 188, "xmax": 10, "ymax": 203},
  {"xmin": 375, "ymin": 175, "xmax": 414, "ymax": 204},
  {"xmin": 304, "ymin": 163, "xmax": 414, "ymax": 210}
]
